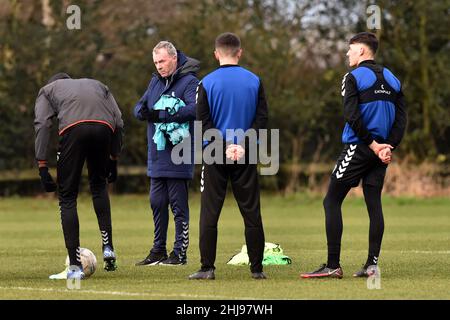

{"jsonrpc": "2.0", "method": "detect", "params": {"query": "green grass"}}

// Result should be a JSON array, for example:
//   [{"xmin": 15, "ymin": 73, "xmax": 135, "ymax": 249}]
[{"xmin": 0, "ymin": 193, "xmax": 449, "ymax": 300}]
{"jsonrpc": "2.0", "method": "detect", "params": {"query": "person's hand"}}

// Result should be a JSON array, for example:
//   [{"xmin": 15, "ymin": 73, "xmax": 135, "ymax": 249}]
[
  {"xmin": 369, "ymin": 140, "xmax": 393, "ymax": 157},
  {"xmin": 226, "ymin": 144, "xmax": 245, "ymax": 161},
  {"xmin": 107, "ymin": 159, "xmax": 118, "ymax": 183},
  {"xmin": 38, "ymin": 167, "xmax": 57, "ymax": 192},
  {"xmin": 141, "ymin": 107, "xmax": 161, "ymax": 122},
  {"xmin": 378, "ymin": 147, "xmax": 392, "ymax": 164}
]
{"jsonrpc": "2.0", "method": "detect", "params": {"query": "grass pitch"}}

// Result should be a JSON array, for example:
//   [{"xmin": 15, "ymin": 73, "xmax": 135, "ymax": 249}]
[{"xmin": 0, "ymin": 193, "xmax": 449, "ymax": 300}]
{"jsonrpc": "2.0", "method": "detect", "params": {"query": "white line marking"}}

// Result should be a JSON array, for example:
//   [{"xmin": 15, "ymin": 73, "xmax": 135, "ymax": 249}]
[
  {"xmin": 0, "ymin": 286, "xmax": 260, "ymax": 300},
  {"xmin": 400, "ymin": 250, "xmax": 450, "ymax": 255},
  {"xmin": 301, "ymin": 249, "xmax": 450, "ymax": 254}
]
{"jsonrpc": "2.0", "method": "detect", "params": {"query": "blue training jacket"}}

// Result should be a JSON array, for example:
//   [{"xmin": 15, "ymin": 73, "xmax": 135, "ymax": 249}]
[
  {"xmin": 342, "ymin": 62, "xmax": 402, "ymax": 144},
  {"xmin": 201, "ymin": 65, "xmax": 260, "ymax": 143}
]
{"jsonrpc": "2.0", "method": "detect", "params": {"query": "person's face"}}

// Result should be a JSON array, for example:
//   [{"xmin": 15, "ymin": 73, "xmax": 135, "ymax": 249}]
[
  {"xmin": 346, "ymin": 43, "xmax": 364, "ymax": 67},
  {"xmin": 153, "ymin": 49, "xmax": 177, "ymax": 78}
]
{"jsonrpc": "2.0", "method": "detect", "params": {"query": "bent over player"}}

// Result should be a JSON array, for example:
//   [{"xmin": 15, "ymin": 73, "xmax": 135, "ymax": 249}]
[{"xmin": 34, "ymin": 73, "xmax": 124, "ymax": 279}]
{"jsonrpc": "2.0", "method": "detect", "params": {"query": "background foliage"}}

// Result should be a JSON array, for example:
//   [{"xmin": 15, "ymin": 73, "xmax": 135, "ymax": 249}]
[{"xmin": 0, "ymin": 0, "xmax": 448, "ymax": 192}]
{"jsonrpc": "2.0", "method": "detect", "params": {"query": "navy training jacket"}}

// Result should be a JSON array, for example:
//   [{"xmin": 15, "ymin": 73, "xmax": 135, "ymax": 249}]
[{"xmin": 134, "ymin": 51, "xmax": 200, "ymax": 179}]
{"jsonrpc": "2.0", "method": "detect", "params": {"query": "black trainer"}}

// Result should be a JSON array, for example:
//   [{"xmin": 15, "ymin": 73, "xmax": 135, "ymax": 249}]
[
  {"xmin": 300, "ymin": 264, "xmax": 343, "ymax": 279},
  {"xmin": 135, "ymin": 250, "xmax": 168, "ymax": 266},
  {"xmin": 160, "ymin": 251, "xmax": 187, "ymax": 266},
  {"xmin": 251, "ymin": 272, "xmax": 267, "ymax": 280},
  {"xmin": 188, "ymin": 268, "xmax": 215, "ymax": 280}
]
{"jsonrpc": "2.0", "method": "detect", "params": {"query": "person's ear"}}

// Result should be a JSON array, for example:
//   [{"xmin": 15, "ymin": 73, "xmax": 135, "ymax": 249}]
[
  {"xmin": 214, "ymin": 50, "xmax": 220, "ymax": 61},
  {"xmin": 359, "ymin": 45, "xmax": 365, "ymax": 56},
  {"xmin": 236, "ymin": 48, "xmax": 243, "ymax": 59}
]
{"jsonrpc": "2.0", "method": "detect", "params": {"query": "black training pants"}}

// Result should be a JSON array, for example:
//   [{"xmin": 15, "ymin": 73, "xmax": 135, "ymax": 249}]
[
  {"xmin": 57, "ymin": 123, "xmax": 113, "ymax": 251},
  {"xmin": 199, "ymin": 163, "xmax": 265, "ymax": 273},
  {"xmin": 324, "ymin": 143, "xmax": 386, "ymax": 267}
]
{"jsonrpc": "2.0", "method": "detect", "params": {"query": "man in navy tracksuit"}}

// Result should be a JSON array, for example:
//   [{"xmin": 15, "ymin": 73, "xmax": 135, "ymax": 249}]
[
  {"xmin": 301, "ymin": 32, "xmax": 407, "ymax": 279},
  {"xmin": 134, "ymin": 41, "xmax": 199, "ymax": 265},
  {"xmin": 189, "ymin": 33, "xmax": 268, "ymax": 280}
]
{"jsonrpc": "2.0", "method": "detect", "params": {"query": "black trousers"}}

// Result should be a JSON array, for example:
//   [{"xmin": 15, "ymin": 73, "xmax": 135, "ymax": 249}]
[
  {"xmin": 325, "ymin": 143, "xmax": 386, "ymax": 267},
  {"xmin": 57, "ymin": 123, "xmax": 113, "ymax": 250},
  {"xmin": 199, "ymin": 163, "xmax": 265, "ymax": 273}
]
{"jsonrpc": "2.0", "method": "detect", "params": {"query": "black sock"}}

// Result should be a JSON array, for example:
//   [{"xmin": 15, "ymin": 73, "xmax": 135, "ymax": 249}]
[
  {"xmin": 101, "ymin": 230, "xmax": 113, "ymax": 251},
  {"xmin": 363, "ymin": 184, "xmax": 384, "ymax": 269},
  {"xmin": 365, "ymin": 255, "xmax": 379, "ymax": 268},
  {"xmin": 327, "ymin": 252, "xmax": 341, "ymax": 269},
  {"xmin": 324, "ymin": 180, "xmax": 351, "ymax": 270},
  {"xmin": 68, "ymin": 246, "xmax": 82, "ymax": 267},
  {"xmin": 91, "ymin": 184, "xmax": 113, "ymax": 251}
]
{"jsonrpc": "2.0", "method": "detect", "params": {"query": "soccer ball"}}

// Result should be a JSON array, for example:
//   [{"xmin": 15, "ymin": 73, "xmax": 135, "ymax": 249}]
[{"xmin": 65, "ymin": 248, "xmax": 97, "ymax": 278}]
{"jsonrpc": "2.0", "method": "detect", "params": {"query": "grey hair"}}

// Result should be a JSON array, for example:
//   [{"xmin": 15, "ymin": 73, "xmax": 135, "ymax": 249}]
[{"xmin": 153, "ymin": 41, "xmax": 177, "ymax": 57}]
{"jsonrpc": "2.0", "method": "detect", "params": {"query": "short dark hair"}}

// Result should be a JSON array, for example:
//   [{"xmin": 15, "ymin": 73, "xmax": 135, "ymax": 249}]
[
  {"xmin": 349, "ymin": 32, "xmax": 378, "ymax": 55},
  {"xmin": 47, "ymin": 72, "xmax": 71, "ymax": 84},
  {"xmin": 215, "ymin": 32, "xmax": 241, "ymax": 57}
]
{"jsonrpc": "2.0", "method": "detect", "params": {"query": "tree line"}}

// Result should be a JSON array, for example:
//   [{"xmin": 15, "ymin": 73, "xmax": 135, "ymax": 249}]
[{"xmin": 1, "ymin": 0, "xmax": 448, "ymax": 180}]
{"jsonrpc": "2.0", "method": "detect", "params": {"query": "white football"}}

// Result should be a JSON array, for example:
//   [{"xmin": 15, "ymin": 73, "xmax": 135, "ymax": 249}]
[{"xmin": 65, "ymin": 248, "xmax": 97, "ymax": 278}]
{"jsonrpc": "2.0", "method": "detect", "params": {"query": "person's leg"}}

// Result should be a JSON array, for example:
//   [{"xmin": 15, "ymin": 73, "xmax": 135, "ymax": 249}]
[
  {"xmin": 150, "ymin": 178, "xmax": 169, "ymax": 254},
  {"xmin": 85, "ymin": 124, "xmax": 114, "ymax": 251},
  {"xmin": 302, "ymin": 144, "xmax": 373, "ymax": 279},
  {"xmin": 167, "ymin": 179, "xmax": 190, "ymax": 261},
  {"xmin": 199, "ymin": 164, "xmax": 228, "ymax": 270},
  {"xmin": 57, "ymin": 126, "xmax": 86, "ymax": 267},
  {"xmin": 362, "ymin": 164, "xmax": 387, "ymax": 268},
  {"xmin": 323, "ymin": 179, "xmax": 352, "ymax": 269},
  {"xmin": 229, "ymin": 164, "xmax": 265, "ymax": 274},
  {"xmin": 362, "ymin": 184, "xmax": 384, "ymax": 267},
  {"xmin": 323, "ymin": 143, "xmax": 372, "ymax": 269}
]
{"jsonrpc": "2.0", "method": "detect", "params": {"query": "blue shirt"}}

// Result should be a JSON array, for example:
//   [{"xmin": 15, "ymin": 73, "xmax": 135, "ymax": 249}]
[{"xmin": 202, "ymin": 65, "xmax": 260, "ymax": 142}]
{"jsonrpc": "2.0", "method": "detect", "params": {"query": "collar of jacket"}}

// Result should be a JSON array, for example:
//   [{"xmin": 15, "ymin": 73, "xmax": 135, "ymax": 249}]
[
  {"xmin": 358, "ymin": 59, "xmax": 376, "ymax": 66},
  {"xmin": 357, "ymin": 59, "xmax": 384, "ymax": 73},
  {"xmin": 218, "ymin": 64, "xmax": 240, "ymax": 69}
]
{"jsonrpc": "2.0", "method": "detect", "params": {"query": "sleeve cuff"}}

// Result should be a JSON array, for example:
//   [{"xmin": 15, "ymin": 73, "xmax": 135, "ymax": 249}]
[
  {"xmin": 159, "ymin": 110, "xmax": 170, "ymax": 122},
  {"xmin": 363, "ymin": 137, "xmax": 374, "ymax": 146}
]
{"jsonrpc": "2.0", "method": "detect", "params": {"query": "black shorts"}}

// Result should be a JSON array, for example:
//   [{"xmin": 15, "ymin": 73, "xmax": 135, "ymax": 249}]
[{"xmin": 330, "ymin": 143, "xmax": 387, "ymax": 187}]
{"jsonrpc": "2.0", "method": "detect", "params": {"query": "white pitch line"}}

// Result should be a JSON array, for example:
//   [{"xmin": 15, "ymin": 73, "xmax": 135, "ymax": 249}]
[
  {"xmin": 0, "ymin": 286, "xmax": 259, "ymax": 300},
  {"xmin": 301, "ymin": 249, "xmax": 450, "ymax": 254},
  {"xmin": 400, "ymin": 250, "xmax": 450, "ymax": 254}
]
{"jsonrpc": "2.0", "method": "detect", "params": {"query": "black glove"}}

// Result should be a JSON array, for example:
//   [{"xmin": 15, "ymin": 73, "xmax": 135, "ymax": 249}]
[
  {"xmin": 107, "ymin": 159, "xmax": 118, "ymax": 183},
  {"xmin": 39, "ymin": 167, "xmax": 57, "ymax": 192},
  {"xmin": 141, "ymin": 107, "xmax": 161, "ymax": 122}
]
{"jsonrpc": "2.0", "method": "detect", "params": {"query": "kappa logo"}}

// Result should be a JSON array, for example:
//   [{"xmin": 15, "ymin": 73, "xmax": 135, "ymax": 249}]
[
  {"xmin": 336, "ymin": 144, "xmax": 356, "ymax": 179},
  {"xmin": 374, "ymin": 84, "xmax": 391, "ymax": 95}
]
